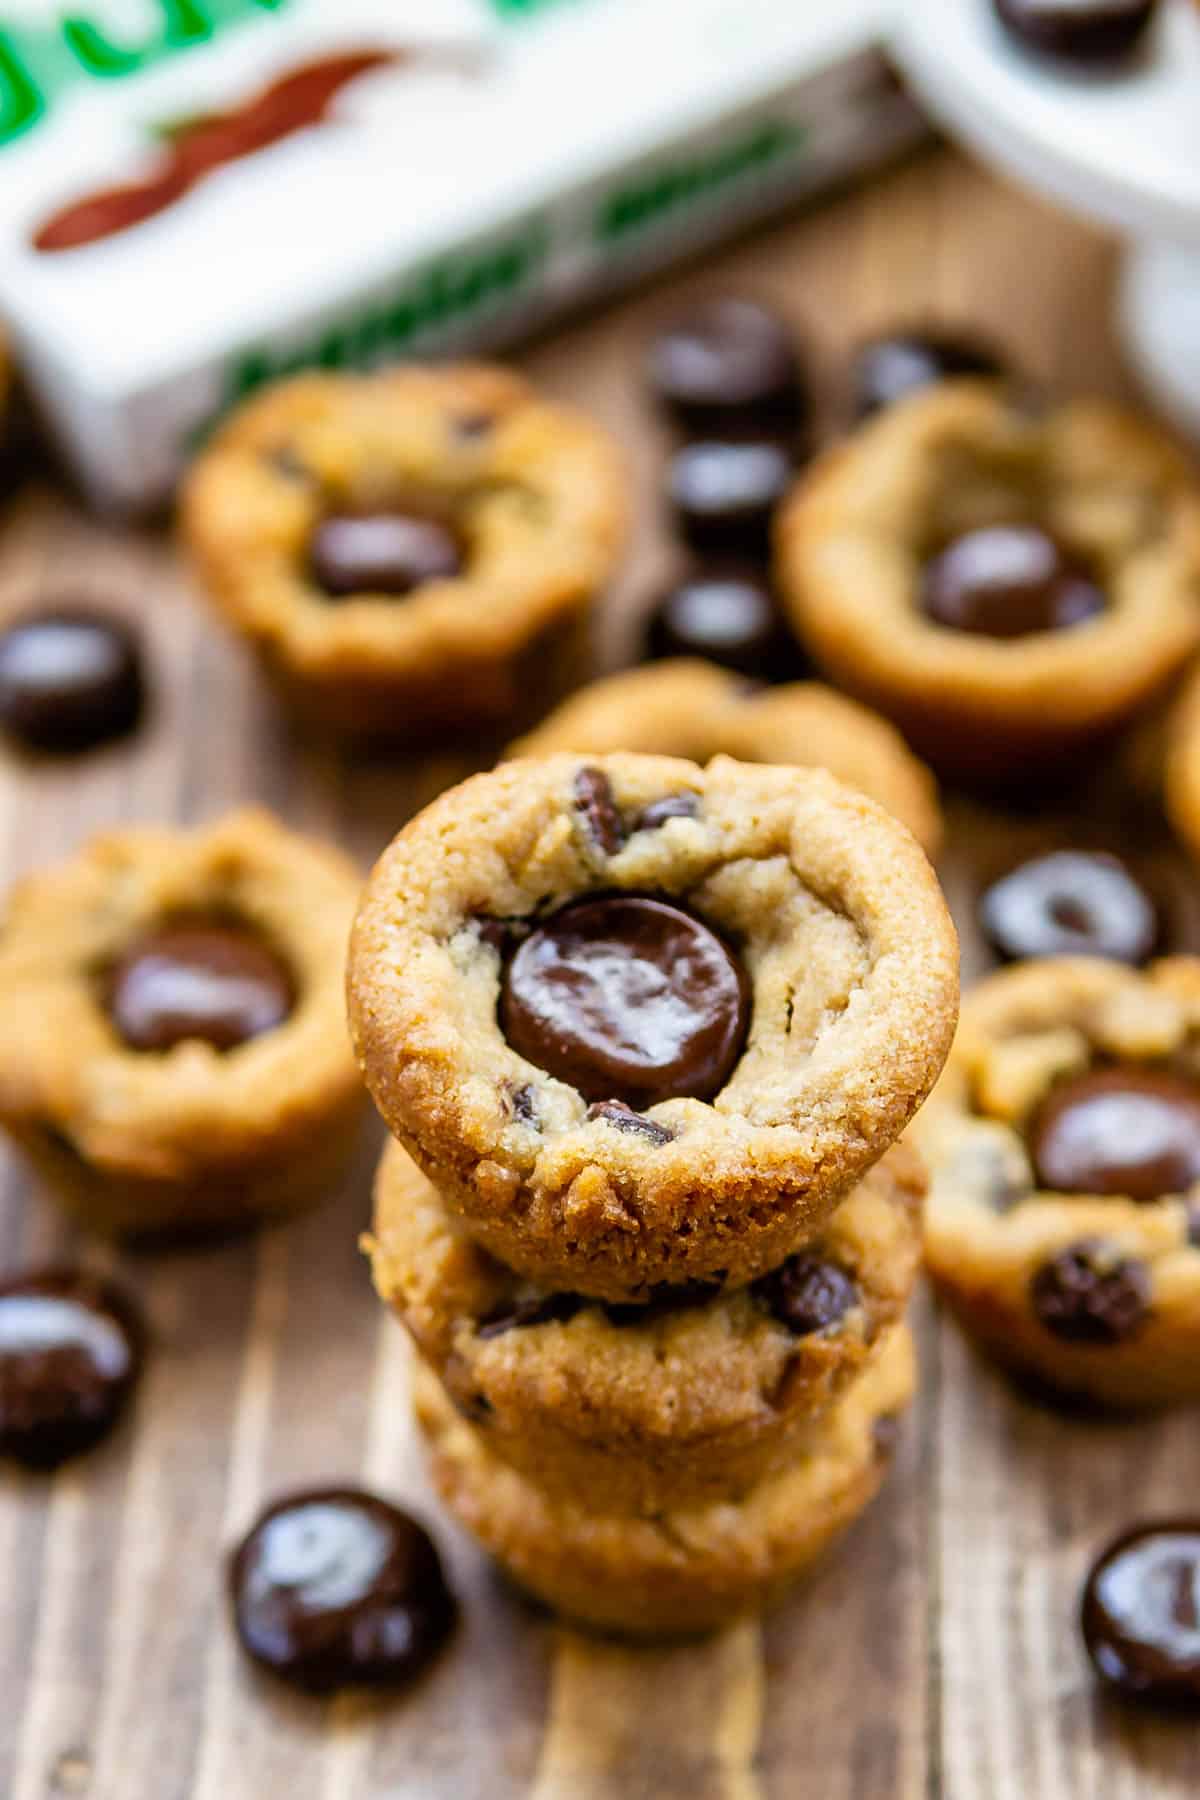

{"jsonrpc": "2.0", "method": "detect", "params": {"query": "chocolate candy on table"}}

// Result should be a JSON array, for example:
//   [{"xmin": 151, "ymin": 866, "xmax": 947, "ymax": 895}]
[
  {"xmin": 109, "ymin": 920, "xmax": 294, "ymax": 1053},
  {"xmin": 666, "ymin": 438, "xmax": 794, "ymax": 559},
  {"xmin": 850, "ymin": 328, "xmax": 1008, "ymax": 420},
  {"xmin": 0, "ymin": 1267, "xmax": 144, "ymax": 1468},
  {"xmin": 752, "ymin": 1257, "xmax": 859, "ymax": 1336},
  {"xmin": 1030, "ymin": 1067, "xmax": 1200, "ymax": 1202},
  {"xmin": 310, "ymin": 511, "xmax": 464, "ymax": 598},
  {"xmin": 646, "ymin": 297, "xmax": 806, "ymax": 435},
  {"xmin": 994, "ymin": 0, "xmax": 1158, "ymax": 64},
  {"xmin": 644, "ymin": 569, "xmax": 807, "ymax": 682},
  {"xmin": 230, "ymin": 1488, "xmax": 457, "ymax": 1695},
  {"xmin": 0, "ymin": 609, "xmax": 144, "ymax": 752},
  {"xmin": 1029, "ymin": 1242, "xmax": 1151, "ymax": 1343},
  {"xmin": 979, "ymin": 851, "xmax": 1160, "ymax": 965},
  {"xmin": 499, "ymin": 893, "xmax": 750, "ymax": 1109},
  {"xmin": 1083, "ymin": 1522, "xmax": 1200, "ymax": 1709},
  {"xmin": 921, "ymin": 525, "xmax": 1106, "ymax": 638}
]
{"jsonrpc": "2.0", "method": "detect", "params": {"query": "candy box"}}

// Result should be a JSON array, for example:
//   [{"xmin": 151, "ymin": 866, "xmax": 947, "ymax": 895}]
[{"xmin": 0, "ymin": 0, "xmax": 923, "ymax": 510}]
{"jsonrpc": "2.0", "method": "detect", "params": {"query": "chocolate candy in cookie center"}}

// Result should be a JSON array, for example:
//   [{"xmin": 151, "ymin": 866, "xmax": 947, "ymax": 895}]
[
  {"xmin": 1031, "ymin": 1068, "xmax": 1200, "ymax": 1202},
  {"xmin": 310, "ymin": 511, "xmax": 464, "ymax": 599},
  {"xmin": 109, "ymin": 919, "xmax": 294, "ymax": 1053},
  {"xmin": 979, "ymin": 851, "xmax": 1159, "ymax": 965},
  {"xmin": 499, "ymin": 894, "xmax": 750, "ymax": 1108},
  {"xmin": 994, "ymin": 0, "xmax": 1158, "ymax": 64},
  {"xmin": 1083, "ymin": 1522, "xmax": 1200, "ymax": 1708},
  {"xmin": 0, "ymin": 1267, "xmax": 144, "ymax": 1468},
  {"xmin": 229, "ymin": 1487, "xmax": 457, "ymax": 1694},
  {"xmin": 922, "ymin": 525, "xmax": 1106, "ymax": 638}
]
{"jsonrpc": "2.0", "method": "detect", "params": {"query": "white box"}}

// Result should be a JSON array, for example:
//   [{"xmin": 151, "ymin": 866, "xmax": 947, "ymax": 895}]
[{"xmin": 0, "ymin": 0, "xmax": 922, "ymax": 510}]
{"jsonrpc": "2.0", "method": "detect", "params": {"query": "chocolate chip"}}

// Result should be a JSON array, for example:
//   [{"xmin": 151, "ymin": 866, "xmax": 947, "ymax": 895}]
[
  {"xmin": 499, "ymin": 894, "xmax": 749, "ymax": 1107},
  {"xmin": 1082, "ymin": 1521, "xmax": 1200, "ymax": 1708},
  {"xmin": 644, "ymin": 568, "xmax": 807, "ymax": 683},
  {"xmin": 752, "ymin": 1257, "xmax": 859, "ymax": 1336},
  {"xmin": 109, "ymin": 919, "xmax": 294, "ymax": 1053},
  {"xmin": 646, "ymin": 297, "xmax": 806, "ymax": 434},
  {"xmin": 572, "ymin": 766, "xmax": 625, "ymax": 857},
  {"xmin": 585, "ymin": 1100, "xmax": 674, "ymax": 1144},
  {"xmin": 635, "ymin": 793, "xmax": 700, "ymax": 831},
  {"xmin": 310, "ymin": 512, "xmax": 464, "ymax": 598},
  {"xmin": 923, "ymin": 526, "xmax": 1106, "ymax": 638},
  {"xmin": 509, "ymin": 1083, "xmax": 539, "ymax": 1126},
  {"xmin": 850, "ymin": 329, "xmax": 1007, "ymax": 420},
  {"xmin": 1030, "ymin": 1068, "xmax": 1200, "ymax": 1203},
  {"xmin": 476, "ymin": 1293, "xmax": 583, "ymax": 1338},
  {"xmin": 229, "ymin": 1488, "xmax": 456, "ymax": 1694},
  {"xmin": 0, "ymin": 609, "xmax": 145, "ymax": 753},
  {"xmin": 666, "ymin": 438, "xmax": 794, "ymax": 560},
  {"xmin": 1030, "ymin": 1243, "xmax": 1151, "ymax": 1343},
  {"xmin": 0, "ymin": 1267, "xmax": 144, "ymax": 1468},
  {"xmin": 979, "ymin": 851, "xmax": 1159, "ymax": 966},
  {"xmin": 994, "ymin": 0, "xmax": 1158, "ymax": 63}
]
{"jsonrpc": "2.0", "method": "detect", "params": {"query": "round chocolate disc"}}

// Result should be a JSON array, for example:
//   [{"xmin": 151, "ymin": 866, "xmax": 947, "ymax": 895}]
[
  {"xmin": 0, "ymin": 609, "xmax": 145, "ymax": 753},
  {"xmin": 1031, "ymin": 1067, "xmax": 1200, "ymax": 1202},
  {"xmin": 499, "ymin": 893, "xmax": 750, "ymax": 1108},
  {"xmin": 109, "ymin": 920, "xmax": 294, "ymax": 1053},
  {"xmin": 850, "ymin": 329, "xmax": 1007, "ymax": 420},
  {"xmin": 310, "ymin": 512, "xmax": 464, "ymax": 598},
  {"xmin": 666, "ymin": 439, "xmax": 793, "ymax": 559},
  {"xmin": 644, "ymin": 570, "xmax": 807, "ymax": 682},
  {"xmin": 230, "ymin": 1487, "xmax": 457, "ymax": 1694},
  {"xmin": 646, "ymin": 298, "xmax": 805, "ymax": 434},
  {"xmin": 979, "ymin": 851, "xmax": 1159, "ymax": 965},
  {"xmin": 1083, "ymin": 1521, "xmax": 1200, "ymax": 1708},
  {"xmin": 922, "ymin": 525, "xmax": 1106, "ymax": 638},
  {"xmin": 0, "ymin": 1267, "xmax": 144, "ymax": 1468},
  {"xmin": 994, "ymin": 0, "xmax": 1158, "ymax": 64}
]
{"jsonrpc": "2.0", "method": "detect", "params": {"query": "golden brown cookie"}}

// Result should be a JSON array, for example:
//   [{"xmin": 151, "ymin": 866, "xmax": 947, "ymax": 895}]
[
  {"xmin": 775, "ymin": 383, "xmax": 1200, "ymax": 787},
  {"xmin": 0, "ymin": 809, "xmax": 366, "ymax": 1237},
  {"xmin": 915, "ymin": 956, "xmax": 1200, "ymax": 1407},
  {"xmin": 348, "ymin": 751, "xmax": 958, "ymax": 1301},
  {"xmin": 180, "ymin": 365, "xmax": 627, "ymax": 739},
  {"xmin": 510, "ymin": 659, "xmax": 941, "ymax": 854},
  {"xmin": 368, "ymin": 1137, "xmax": 924, "ymax": 1511},
  {"xmin": 415, "ymin": 1323, "xmax": 915, "ymax": 1638}
]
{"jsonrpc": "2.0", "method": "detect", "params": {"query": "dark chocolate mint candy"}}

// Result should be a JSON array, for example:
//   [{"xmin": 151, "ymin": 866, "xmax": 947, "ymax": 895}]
[
  {"xmin": 1030, "ymin": 1243, "xmax": 1150, "ymax": 1343},
  {"xmin": 850, "ymin": 329, "xmax": 1007, "ymax": 420},
  {"xmin": 572, "ymin": 766, "xmax": 625, "ymax": 857},
  {"xmin": 476, "ymin": 1292, "xmax": 583, "ymax": 1338},
  {"xmin": 646, "ymin": 297, "xmax": 805, "ymax": 434},
  {"xmin": 644, "ymin": 570, "xmax": 805, "ymax": 683},
  {"xmin": 666, "ymin": 439, "xmax": 793, "ymax": 559},
  {"xmin": 1031, "ymin": 1068, "xmax": 1200, "ymax": 1203},
  {"xmin": 636, "ymin": 793, "xmax": 700, "ymax": 832},
  {"xmin": 0, "ymin": 1267, "xmax": 144, "ymax": 1468},
  {"xmin": 0, "ymin": 609, "xmax": 144, "ymax": 752},
  {"xmin": 310, "ymin": 512, "xmax": 463, "ymax": 598},
  {"xmin": 500, "ymin": 893, "xmax": 749, "ymax": 1108},
  {"xmin": 980, "ymin": 851, "xmax": 1159, "ymax": 965},
  {"xmin": 585, "ymin": 1099, "xmax": 674, "ymax": 1144},
  {"xmin": 230, "ymin": 1488, "xmax": 456, "ymax": 1694},
  {"xmin": 1083, "ymin": 1521, "xmax": 1200, "ymax": 1708},
  {"xmin": 994, "ymin": 0, "xmax": 1158, "ymax": 63},
  {"xmin": 922, "ymin": 525, "xmax": 1106, "ymax": 638},
  {"xmin": 752, "ymin": 1257, "xmax": 859, "ymax": 1336},
  {"xmin": 109, "ymin": 920, "xmax": 293, "ymax": 1053}
]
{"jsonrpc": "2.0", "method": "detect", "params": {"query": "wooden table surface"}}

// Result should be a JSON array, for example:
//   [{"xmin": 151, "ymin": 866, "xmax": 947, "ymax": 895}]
[{"xmin": 3, "ymin": 147, "xmax": 1200, "ymax": 1800}]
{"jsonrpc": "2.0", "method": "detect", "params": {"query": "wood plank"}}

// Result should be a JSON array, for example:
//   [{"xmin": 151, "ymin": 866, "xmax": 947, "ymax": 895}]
[{"xmin": 2, "ymin": 147, "xmax": 1198, "ymax": 1799}]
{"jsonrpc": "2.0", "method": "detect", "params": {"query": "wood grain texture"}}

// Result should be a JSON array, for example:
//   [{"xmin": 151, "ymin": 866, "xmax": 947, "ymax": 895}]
[{"xmin": 3, "ymin": 148, "xmax": 1199, "ymax": 1799}]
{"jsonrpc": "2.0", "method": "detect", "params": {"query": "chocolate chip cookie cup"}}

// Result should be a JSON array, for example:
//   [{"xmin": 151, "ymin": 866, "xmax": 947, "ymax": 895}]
[
  {"xmin": 368, "ymin": 1138, "xmax": 923, "ymax": 1512},
  {"xmin": 415, "ymin": 1322, "xmax": 915, "ymax": 1639},
  {"xmin": 914, "ymin": 957, "xmax": 1200, "ymax": 1408},
  {"xmin": 348, "ymin": 752, "xmax": 958, "ymax": 1301},
  {"xmin": 180, "ymin": 365, "xmax": 627, "ymax": 740},
  {"xmin": 510, "ymin": 659, "xmax": 942, "ymax": 855},
  {"xmin": 0, "ymin": 810, "xmax": 366, "ymax": 1238},
  {"xmin": 775, "ymin": 383, "xmax": 1200, "ymax": 788}
]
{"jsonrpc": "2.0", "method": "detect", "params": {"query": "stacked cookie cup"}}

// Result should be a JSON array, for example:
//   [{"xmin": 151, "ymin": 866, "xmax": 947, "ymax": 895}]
[{"xmin": 349, "ymin": 749, "xmax": 959, "ymax": 1637}]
